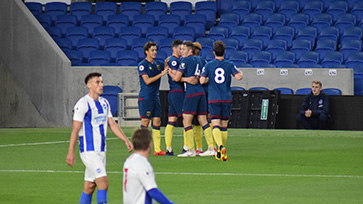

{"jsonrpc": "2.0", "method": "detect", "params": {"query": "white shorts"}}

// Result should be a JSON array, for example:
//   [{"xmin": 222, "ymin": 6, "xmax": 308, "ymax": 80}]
[{"xmin": 80, "ymin": 151, "xmax": 107, "ymax": 182}]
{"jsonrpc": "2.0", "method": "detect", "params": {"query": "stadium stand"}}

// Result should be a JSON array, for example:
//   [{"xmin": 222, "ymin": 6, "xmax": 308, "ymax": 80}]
[
  {"xmin": 173, "ymin": 26, "xmax": 195, "ymax": 42},
  {"xmin": 116, "ymin": 50, "xmax": 139, "ymax": 66},
  {"xmin": 101, "ymin": 86, "xmax": 122, "ymax": 117},
  {"xmin": 158, "ymin": 14, "xmax": 181, "ymax": 38},
  {"xmin": 44, "ymin": 2, "xmax": 67, "ymax": 26},
  {"xmin": 133, "ymin": 14, "xmax": 155, "ymax": 37},
  {"xmin": 70, "ymin": 2, "xmax": 92, "ymax": 25},
  {"xmin": 169, "ymin": 1, "xmax": 192, "ymax": 24},
  {"xmin": 95, "ymin": 1, "xmax": 117, "ymax": 23},
  {"xmin": 77, "ymin": 38, "xmax": 100, "ymax": 63},
  {"xmin": 273, "ymin": 87, "xmax": 294, "ymax": 95},
  {"xmin": 195, "ymin": 1, "xmax": 217, "ymax": 29},
  {"xmin": 88, "ymin": 50, "xmax": 111, "ymax": 66},
  {"xmin": 132, "ymin": 37, "xmax": 154, "ymax": 62},
  {"xmin": 184, "ymin": 14, "xmax": 207, "ymax": 39},
  {"xmin": 81, "ymin": 14, "xmax": 103, "ymax": 37},
  {"xmin": 119, "ymin": 1, "xmax": 142, "ymax": 24},
  {"xmin": 107, "ymin": 14, "xmax": 129, "ymax": 36},
  {"xmin": 146, "ymin": 26, "xmax": 169, "ymax": 46},
  {"xmin": 144, "ymin": 1, "xmax": 167, "ymax": 24},
  {"xmin": 25, "ymin": 2, "xmax": 43, "ymax": 15}
]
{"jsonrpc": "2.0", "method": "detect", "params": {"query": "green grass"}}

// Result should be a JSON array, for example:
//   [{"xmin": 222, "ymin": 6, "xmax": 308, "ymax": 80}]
[{"xmin": 1, "ymin": 127, "xmax": 363, "ymax": 203}]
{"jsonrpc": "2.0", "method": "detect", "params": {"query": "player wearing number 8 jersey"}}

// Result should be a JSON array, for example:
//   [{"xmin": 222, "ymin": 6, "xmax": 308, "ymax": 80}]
[{"xmin": 200, "ymin": 41, "xmax": 243, "ymax": 161}]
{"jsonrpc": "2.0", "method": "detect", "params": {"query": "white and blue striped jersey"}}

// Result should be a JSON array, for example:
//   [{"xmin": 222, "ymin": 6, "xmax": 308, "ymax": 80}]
[{"xmin": 73, "ymin": 94, "xmax": 112, "ymax": 153}]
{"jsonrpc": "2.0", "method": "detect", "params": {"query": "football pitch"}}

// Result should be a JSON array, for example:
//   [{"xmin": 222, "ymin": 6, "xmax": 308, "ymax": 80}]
[{"xmin": 0, "ymin": 127, "xmax": 362, "ymax": 204}]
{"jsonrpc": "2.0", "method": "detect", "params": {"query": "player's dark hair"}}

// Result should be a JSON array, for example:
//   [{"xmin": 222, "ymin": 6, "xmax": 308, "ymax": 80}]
[
  {"xmin": 132, "ymin": 128, "xmax": 152, "ymax": 151},
  {"xmin": 143, "ymin": 41, "xmax": 157, "ymax": 56},
  {"xmin": 213, "ymin": 41, "xmax": 225, "ymax": 57},
  {"xmin": 182, "ymin": 41, "xmax": 195, "ymax": 51},
  {"xmin": 172, "ymin": 39, "xmax": 183, "ymax": 48},
  {"xmin": 84, "ymin": 72, "xmax": 101, "ymax": 85}
]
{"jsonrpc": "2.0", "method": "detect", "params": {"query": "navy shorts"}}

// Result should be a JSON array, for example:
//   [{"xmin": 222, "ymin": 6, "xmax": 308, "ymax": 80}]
[
  {"xmin": 138, "ymin": 99, "xmax": 161, "ymax": 119},
  {"xmin": 183, "ymin": 94, "xmax": 208, "ymax": 115},
  {"xmin": 168, "ymin": 90, "xmax": 184, "ymax": 117},
  {"xmin": 209, "ymin": 103, "xmax": 231, "ymax": 120}
]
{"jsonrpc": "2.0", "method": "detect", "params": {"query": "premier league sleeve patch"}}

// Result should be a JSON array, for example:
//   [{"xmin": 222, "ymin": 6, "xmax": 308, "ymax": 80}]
[{"xmin": 139, "ymin": 65, "xmax": 145, "ymax": 71}]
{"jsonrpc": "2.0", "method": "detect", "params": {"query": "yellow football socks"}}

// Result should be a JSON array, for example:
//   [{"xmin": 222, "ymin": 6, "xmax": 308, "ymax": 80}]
[
  {"xmin": 194, "ymin": 125, "xmax": 203, "ymax": 149},
  {"xmin": 165, "ymin": 123, "xmax": 174, "ymax": 149},
  {"xmin": 212, "ymin": 126, "xmax": 223, "ymax": 150},
  {"xmin": 152, "ymin": 127, "xmax": 161, "ymax": 152}
]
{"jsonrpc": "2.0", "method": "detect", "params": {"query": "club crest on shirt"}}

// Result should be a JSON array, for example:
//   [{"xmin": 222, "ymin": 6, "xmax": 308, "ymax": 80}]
[
  {"xmin": 157, "ymin": 65, "xmax": 161, "ymax": 70},
  {"xmin": 319, "ymin": 99, "xmax": 323, "ymax": 104},
  {"xmin": 149, "ymin": 66, "xmax": 152, "ymax": 70},
  {"xmin": 139, "ymin": 65, "xmax": 144, "ymax": 71}
]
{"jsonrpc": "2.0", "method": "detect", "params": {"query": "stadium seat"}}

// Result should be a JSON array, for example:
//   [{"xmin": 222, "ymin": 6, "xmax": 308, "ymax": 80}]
[
  {"xmin": 81, "ymin": 14, "xmax": 103, "ymax": 37},
  {"xmin": 302, "ymin": 0, "xmax": 323, "ymax": 21},
  {"xmin": 119, "ymin": 1, "xmax": 142, "ymax": 24},
  {"xmin": 55, "ymin": 15, "xmax": 77, "ymax": 37},
  {"xmin": 93, "ymin": 26, "xmax": 115, "ymax": 49},
  {"xmin": 311, "ymin": 14, "xmax": 333, "ymax": 33},
  {"xmin": 77, "ymin": 38, "xmax": 100, "ymax": 63},
  {"xmin": 254, "ymin": 0, "xmax": 276, "ymax": 22},
  {"xmin": 290, "ymin": 39, "xmax": 312, "ymax": 61},
  {"xmin": 203, "ymin": 50, "xmax": 215, "ymax": 61},
  {"xmin": 88, "ymin": 50, "xmax": 111, "ymax": 66},
  {"xmin": 44, "ymin": 2, "xmax": 67, "ymax": 26},
  {"xmin": 207, "ymin": 26, "xmax": 229, "ymax": 41},
  {"xmin": 265, "ymin": 13, "xmax": 286, "ymax": 34},
  {"xmin": 101, "ymin": 86, "xmax": 122, "ymax": 116},
  {"xmin": 54, "ymin": 38, "xmax": 72, "ymax": 52},
  {"xmin": 273, "ymin": 87, "xmax": 294, "ymax": 95},
  {"xmin": 273, "ymin": 51, "xmax": 295, "ymax": 67},
  {"xmin": 334, "ymin": 14, "xmax": 357, "ymax": 34},
  {"xmin": 351, "ymin": 1, "xmax": 363, "ymax": 22},
  {"xmin": 64, "ymin": 50, "xmax": 83, "ymax": 66},
  {"xmin": 241, "ymin": 13, "xmax": 263, "ymax": 29},
  {"xmin": 184, "ymin": 14, "xmax": 207, "ymax": 39},
  {"xmin": 345, "ymin": 52, "xmax": 363, "ymax": 72},
  {"xmin": 216, "ymin": 0, "xmax": 234, "ymax": 15},
  {"xmin": 251, "ymin": 26, "xmax": 272, "ymax": 49},
  {"xmin": 131, "ymin": 38, "xmax": 154, "ymax": 62},
  {"xmin": 321, "ymin": 51, "xmax": 343, "ymax": 68},
  {"xmin": 278, "ymin": 0, "xmax": 299, "ymax": 21},
  {"xmin": 250, "ymin": 51, "xmax": 272, "ymax": 67},
  {"xmin": 295, "ymin": 88, "xmax": 311, "ymax": 95},
  {"xmin": 340, "ymin": 40, "xmax": 362, "ymax": 61},
  {"xmin": 155, "ymin": 50, "xmax": 167, "ymax": 62},
  {"xmin": 158, "ymin": 14, "xmax": 181, "ymax": 38},
  {"xmin": 314, "ymin": 39, "xmax": 337, "ymax": 61},
  {"xmin": 70, "ymin": 2, "xmax": 92, "ymax": 25},
  {"xmin": 340, "ymin": 26, "xmax": 363, "ymax": 42},
  {"xmin": 133, "ymin": 14, "xmax": 156, "ymax": 37},
  {"xmin": 173, "ymin": 26, "xmax": 195, "ymax": 42},
  {"xmin": 298, "ymin": 63, "xmax": 322, "ymax": 68},
  {"xmin": 295, "ymin": 26, "xmax": 318, "ymax": 47},
  {"xmin": 231, "ymin": 1, "xmax": 251, "ymax": 22},
  {"xmin": 221, "ymin": 38, "xmax": 239, "ymax": 58},
  {"xmin": 242, "ymin": 39, "xmax": 263, "ymax": 61},
  {"xmin": 229, "ymin": 51, "xmax": 248, "ymax": 65},
  {"xmin": 288, "ymin": 13, "xmax": 309, "ymax": 34},
  {"xmin": 159, "ymin": 38, "xmax": 175, "ymax": 57},
  {"xmin": 218, "ymin": 13, "xmax": 239, "ymax": 30},
  {"xmin": 196, "ymin": 37, "xmax": 215, "ymax": 54},
  {"xmin": 25, "ymin": 2, "xmax": 43, "ymax": 15},
  {"xmin": 116, "ymin": 50, "xmax": 139, "ymax": 66},
  {"xmin": 230, "ymin": 26, "xmax": 251, "ymax": 49},
  {"xmin": 195, "ymin": 1, "xmax": 217, "ymax": 29},
  {"xmin": 107, "ymin": 15, "xmax": 129, "ymax": 36},
  {"xmin": 297, "ymin": 51, "xmax": 319, "ymax": 67},
  {"xmin": 326, "ymin": 0, "xmax": 348, "ymax": 23},
  {"xmin": 169, "ymin": 1, "xmax": 192, "ymax": 24},
  {"xmin": 119, "ymin": 26, "xmax": 142, "ymax": 49},
  {"xmin": 273, "ymin": 26, "xmax": 295, "ymax": 49},
  {"xmin": 249, "ymin": 87, "xmax": 269, "ymax": 91},
  {"xmin": 231, "ymin": 87, "xmax": 245, "ymax": 91},
  {"xmin": 45, "ymin": 26, "xmax": 61, "ymax": 39},
  {"xmin": 146, "ymin": 26, "xmax": 169, "ymax": 45},
  {"xmin": 66, "ymin": 26, "xmax": 88, "ymax": 49},
  {"xmin": 104, "ymin": 38, "xmax": 127, "ymax": 63},
  {"xmin": 266, "ymin": 39, "xmax": 287, "ymax": 61},
  {"xmin": 323, "ymin": 88, "xmax": 342, "ymax": 95},
  {"xmin": 145, "ymin": 1, "xmax": 167, "ymax": 24},
  {"xmin": 95, "ymin": 1, "xmax": 117, "ymax": 23},
  {"xmin": 318, "ymin": 26, "xmax": 340, "ymax": 41},
  {"xmin": 34, "ymin": 14, "xmax": 51, "ymax": 27}
]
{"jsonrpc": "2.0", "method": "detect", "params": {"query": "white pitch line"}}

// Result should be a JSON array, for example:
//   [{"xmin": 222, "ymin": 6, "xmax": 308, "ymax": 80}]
[{"xmin": 0, "ymin": 169, "xmax": 362, "ymax": 179}]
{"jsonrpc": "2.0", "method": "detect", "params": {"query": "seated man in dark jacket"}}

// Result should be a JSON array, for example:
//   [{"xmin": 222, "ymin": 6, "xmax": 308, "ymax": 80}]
[{"xmin": 296, "ymin": 81, "xmax": 330, "ymax": 130}]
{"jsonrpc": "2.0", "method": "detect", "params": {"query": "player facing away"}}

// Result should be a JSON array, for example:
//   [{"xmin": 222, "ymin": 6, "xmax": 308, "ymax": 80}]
[
  {"xmin": 168, "ymin": 41, "xmax": 213, "ymax": 157},
  {"xmin": 123, "ymin": 128, "xmax": 174, "ymax": 204},
  {"xmin": 200, "ymin": 41, "xmax": 243, "ymax": 161},
  {"xmin": 66, "ymin": 72, "xmax": 133, "ymax": 204},
  {"xmin": 138, "ymin": 41, "xmax": 168, "ymax": 156}
]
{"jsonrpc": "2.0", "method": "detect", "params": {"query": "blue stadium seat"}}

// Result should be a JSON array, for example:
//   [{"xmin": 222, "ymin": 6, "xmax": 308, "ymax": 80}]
[
  {"xmin": 195, "ymin": 1, "xmax": 217, "ymax": 29},
  {"xmin": 340, "ymin": 40, "xmax": 362, "ymax": 61},
  {"xmin": 64, "ymin": 50, "xmax": 83, "ymax": 66},
  {"xmin": 107, "ymin": 15, "xmax": 129, "ymax": 36},
  {"xmin": 221, "ymin": 38, "xmax": 239, "ymax": 58},
  {"xmin": 173, "ymin": 26, "xmax": 195, "ymax": 42},
  {"xmin": 169, "ymin": 1, "xmax": 192, "ymax": 24},
  {"xmin": 119, "ymin": 1, "xmax": 142, "ymax": 24},
  {"xmin": 104, "ymin": 38, "xmax": 127, "ymax": 63},
  {"xmin": 158, "ymin": 14, "xmax": 181, "ymax": 38},
  {"xmin": 273, "ymin": 87, "xmax": 294, "ymax": 95},
  {"xmin": 231, "ymin": 87, "xmax": 245, "ymax": 91},
  {"xmin": 295, "ymin": 26, "xmax": 318, "ymax": 47},
  {"xmin": 184, "ymin": 14, "xmax": 207, "ymax": 39},
  {"xmin": 249, "ymin": 87, "xmax": 269, "ymax": 91},
  {"xmin": 70, "ymin": 2, "xmax": 92, "ymax": 25},
  {"xmin": 254, "ymin": 1, "xmax": 276, "ymax": 22},
  {"xmin": 265, "ymin": 13, "xmax": 286, "ymax": 34},
  {"xmin": 45, "ymin": 2, "xmax": 67, "ymax": 26},
  {"xmin": 278, "ymin": 0, "xmax": 299, "ymax": 21},
  {"xmin": 323, "ymin": 88, "xmax": 342, "ymax": 95},
  {"xmin": 242, "ymin": 39, "xmax": 263, "ymax": 61},
  {"xmin": 132, "ymin": 38, "xmax": 154, "ymax": 62},
  {"xmin": 155, "ymin": 50, "xmax": 167, "ymax": 62},
  {"xmin": 315, "ymin": 39, "xmax": 337, "ymax": 61},
  {"xmin": 326, "ymin": 0, "xmax": 348, "ymax": 23},
  {"xmin": 207, "ymin": 26, "xmax": 229, "ymax": 41},
  {"xmin": 250, "ymin": 51, "xmax": 272, "ymax": 67},
  {"xmin": 89, "ymin": 50, "xmax": 111, "ymax": 66},
  {"xmin": 116, "ymin": 50, "xmax": 139, "ymax": 66},
  {"xmin": 81, "ymin": 14, "xmax": 103, "ymax": 37},
  {"xmin": 340, "ymin": 26, "xmax": 362, "ymax": 42},
  {"xmin": 266, "ymin": 39, "xmax": 287, "ymax": 61},
  {"xmin": 241, "ymin": 13, "xmax": 263, "ymax": 29},
  {"xmin": 45, "ymin": 26, "xmax": 61, "ymax": 39},
  {"xmin": 290, "ymin": 39, "xmax": 312, "ymax": 61},
  {"xmin": 273, "ymin": 51, "xmax": 296, "ymax": 67},
  {"xmin": 334, "ymin": 14, "xmax": 357, "ymax": 34},
  {"xmin": 251, "ymin": 26, "xmax": 272, "ymax": 49},
  {"xmin": 145, "ymin": 1, "xmax": 167, "ymax": 24},
  {"xmin": 25, "ymin": 2, "xmax": 43, "ymax": 15},
  {"xmin": 95, "ymin": 1, "xmax": 117, "ymax": 24},
  {"xmin": 202, "ymin": 50, "xmax": 215, "ymax": 61},
  {"xmin": 34, "ymin": 14, "xmax": 51, "ymax": 27},
  {"xmin": 297, "ymin": 51, "xmax": 319, "ymax": 67},
  {"xmin": 288, "ymin": 13, "xmax": 309, "ymax": 34},
  {"xmin": 230, "ymin": 26, "xmax": 251, "ymax": 49},
  {"xmin": 302, "ymin": 0, "xmax": 323, "ymax": 21},
  {"xmin": 196, "ymin": 37, "xmax": 215, "ymax": 54},
  {"xmin": 119, "ymin": 26, "xmax": 142, "ymax": 49},
  {"xmin": 318, "ymin": 26, "xmax": 339, "ymax": 41},
  {"xmin": 311, "ymin": 13, "xmax": 333, "ymax": 33},
  {"xmin": 218, "ymin": 13, "xmax": 239, "ymax": 30},
  {"xmin": 54, "ymin": 38, "xmax": 72, "ymax": 52},
  {"xmin": 66, "ymin": 26, "xmax": 88, "ymax": 49},
  {"xmin": 345, "ymin": 52, "xmax": 363, "ymax": 72},
  {"xmin": 351, "ymin": 1, "xmax": 363, "ymax": 22},
  {"xmin": 101, "ymin": 86, "xmax": 122, "ymax": 116},
  {"xmin": 358, "ymin": 19, "xmax": 363, "ymax": 30},
  {"xmin": 295, "ymin": 88, "xmax": 311, "ymax": 95},
  {"xmin": 159, "ymin": 38, "xmax": 175, "ymax": 57},
  {"xmin": 321, "ymin": 51, "xmax": 343, "ymax": 68},
  {"xmin": 232, "ymin": 1, "xmax": 251, "ymax": 22},
  {"xmin": 146, "ymin": 26, "xmax": 169, "ymax": 45},
  {"xmin": 229, "ymin": 51, "xmax": 248, "ymax": 65},
  {"xmin": 93, "ymin": 26, "xmax": 115, "ymax": 49},
  {"xmin": 273, "ymin": 26, "xmax": 295, "ymax": 49},
  {"xmin": 133, "ymin": 14, "xmax": 156, "ymax": 37},
  {"xmin": 55, "ymin": 15, "xmax": 77, "ymax": 37},
  {"xmin": 216, "ymin": 0, "xmax": 234, "ymax": 15},
  {"xmin": 77, "ymin": 38, "xmax": 100, "ymax": 63}
]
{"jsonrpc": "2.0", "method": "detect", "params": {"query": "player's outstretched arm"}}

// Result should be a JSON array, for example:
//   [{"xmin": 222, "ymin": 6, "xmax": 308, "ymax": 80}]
[
  {"xmin": 200, "ymin": 76, "xmax": 208, "ymax": 84},
  {"xmin": 142, "ymin": 69, "xmax": 168, "ymax": 85},
  {"xmin": 147, "ymin": 188, "xmax": 174, "ymax": 204},
  {"xmin": 66, "ymin": 120, "xmax": 82, "ymax": 168},
  {"xmin": 235, "ymin": 69, "xmax": 243, "ymax": 81},
  {"xmin": 108, "ymin": 117, "xmax": 133, "ymax": 152}
]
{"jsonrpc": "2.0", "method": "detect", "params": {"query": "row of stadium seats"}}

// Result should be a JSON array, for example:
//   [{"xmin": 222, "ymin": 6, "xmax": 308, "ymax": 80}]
[{"xmin": 232, "ymin": 86, "xmax": 342, "ymax": 95}]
